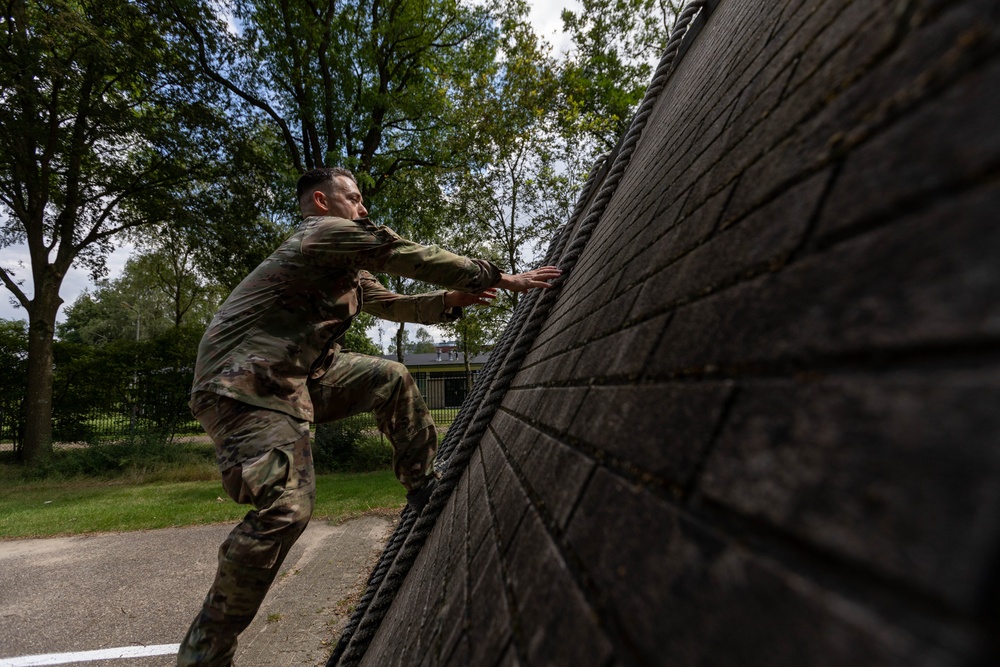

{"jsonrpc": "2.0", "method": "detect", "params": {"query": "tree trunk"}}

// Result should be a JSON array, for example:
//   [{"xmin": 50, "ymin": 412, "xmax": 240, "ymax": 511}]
[
  {"xmin": 21, "ymin": 287, "xmax": 62, "ymax": 464},
  {"xmin": 395, "ymin": 322, "xmax": 405, "ymax": 364},
  {"xmin": 462, "ymin": 329, "xmax": 472, "ymax": 393}
]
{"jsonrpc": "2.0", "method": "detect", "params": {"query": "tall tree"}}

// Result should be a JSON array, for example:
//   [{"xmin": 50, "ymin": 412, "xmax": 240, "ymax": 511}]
[
  {"xmin": 445, "ymin": 0, "xmax": 568, "ymax": 304},
  {"xmin": 0, "ymin": 0, "xmax": 228, "ymax": 462},
  {"xmin": 57, "ymin": 244, "xmax": 221, "ymax": 346},
  {"xmin": 559, "ymin": 0, "xmax": 683, "ymax": 153},
  {"xmin": 173, "ymin": 0, "xmax": 499, "ymax": 196},
  {"xmin": 170, "ymin": 0, "xmax": 504, "ymax": 360},
  {"xmin": 158, "ymin": 121, "xmax": 300, "ymax": 293},
  {"xmin": 131, "ymin": 229, "xmax": 217, "ymax": 328}
]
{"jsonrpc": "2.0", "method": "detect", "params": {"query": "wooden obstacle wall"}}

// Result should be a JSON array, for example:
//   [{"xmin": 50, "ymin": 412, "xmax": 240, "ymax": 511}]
[{"xmin": 360, "ymin": 0, "xmax": 1000, "ymax": 664}]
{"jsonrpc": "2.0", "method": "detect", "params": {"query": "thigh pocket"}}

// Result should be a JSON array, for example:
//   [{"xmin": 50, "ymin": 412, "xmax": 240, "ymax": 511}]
[
  {"xmin": 218, "ymin": 414, "xmax": 309, "ymax": 471},
  {"xmin": 231, "ymin": 447, "xmax": 292, "ymax": 511}
]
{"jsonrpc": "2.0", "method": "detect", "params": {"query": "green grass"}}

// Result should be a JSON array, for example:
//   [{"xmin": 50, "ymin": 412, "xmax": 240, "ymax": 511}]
[{"xmin": 0, "ymin": 469, "xmax": 404, "ymax": 539}]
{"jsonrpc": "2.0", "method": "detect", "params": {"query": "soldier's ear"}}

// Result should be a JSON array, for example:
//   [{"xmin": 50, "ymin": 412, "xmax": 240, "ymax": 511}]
[{"xmin": 311, "ymin": 189, "xmax": 329, "ymax": 213}]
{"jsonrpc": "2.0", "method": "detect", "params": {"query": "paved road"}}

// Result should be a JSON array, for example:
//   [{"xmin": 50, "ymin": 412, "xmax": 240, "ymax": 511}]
[{"xmin": 0, "ymin": 516, "xmax": 393, "ymax": 666}]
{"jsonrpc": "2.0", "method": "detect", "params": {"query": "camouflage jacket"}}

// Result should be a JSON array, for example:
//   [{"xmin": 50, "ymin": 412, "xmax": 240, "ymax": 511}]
[{"xmin": 191, "ymin": 215, "xmax": 501, "ymax": 421}]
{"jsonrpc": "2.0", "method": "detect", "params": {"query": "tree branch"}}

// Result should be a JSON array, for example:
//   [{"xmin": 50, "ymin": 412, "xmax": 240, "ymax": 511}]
[
  {"xmin": 0, "ymin": 265, "xmax": 29, "ymax": 309},
  {"xmin": 166, "ymin": 0, "xmax": 304, "ymax": 172}
]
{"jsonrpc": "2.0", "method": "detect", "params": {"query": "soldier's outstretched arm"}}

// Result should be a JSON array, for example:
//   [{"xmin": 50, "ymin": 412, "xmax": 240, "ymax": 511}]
[{"xmin": 358, "ymin": 271, "xmax": 460, "ymax": 324}]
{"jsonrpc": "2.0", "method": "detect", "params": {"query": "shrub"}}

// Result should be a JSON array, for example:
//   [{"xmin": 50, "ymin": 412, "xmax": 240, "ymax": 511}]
[
  {"xmin": 1, "ymin": 433, "xmax": 216, "ymax": 482},
  {"xmin": 313, "ymin": 420, "xmax": 393, "ymax": 474}
]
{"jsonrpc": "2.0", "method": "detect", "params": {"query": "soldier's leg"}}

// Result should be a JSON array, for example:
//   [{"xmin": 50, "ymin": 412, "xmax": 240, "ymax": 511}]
[
  {"xmin": 309, "ymin": 352, "xmax": 437, "ymax": 492},
  {"xmin": 178, "ymin": 394, "xmax": 314, "ymax": 667}
]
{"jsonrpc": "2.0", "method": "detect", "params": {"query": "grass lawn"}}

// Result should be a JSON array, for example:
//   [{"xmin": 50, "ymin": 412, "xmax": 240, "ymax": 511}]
[{"xmin": 0, "ymin": 469, "xmax": 405, "ymax": 539}]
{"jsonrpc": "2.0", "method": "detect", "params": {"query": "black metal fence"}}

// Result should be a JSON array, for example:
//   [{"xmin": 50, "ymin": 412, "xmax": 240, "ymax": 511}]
[
  {"xmin": 0, "ymin": 368, "xmax": 201, "ymax": 453},
  {"xmin": 1, "ymin": 368, "xmax": 478, "ymax": 453}
]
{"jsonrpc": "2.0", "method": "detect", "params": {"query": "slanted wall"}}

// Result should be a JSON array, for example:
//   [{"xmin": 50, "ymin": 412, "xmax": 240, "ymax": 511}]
[{"xmin": 354, "ymin": 0, "xmax": 1000, "ymax": 665}]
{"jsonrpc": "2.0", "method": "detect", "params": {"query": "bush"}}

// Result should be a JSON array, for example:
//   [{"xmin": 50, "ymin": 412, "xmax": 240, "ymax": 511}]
[
  {"xmin": 348, "ymin": 435, "xmax": 394, "ymax": 473},
  {"xmin": 0, "ymin": 320, "xmax": 27, "ymax": 452},
  {"xmin": 313, "ymin": 420, "xmax": 392, "ymax": 474},
  {"xmin": 0, "ymin": 433, "xmax": 216, "ymax": 482}
]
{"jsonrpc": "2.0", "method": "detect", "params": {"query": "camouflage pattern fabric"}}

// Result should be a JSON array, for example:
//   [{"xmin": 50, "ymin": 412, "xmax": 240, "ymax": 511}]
[
  {"xmin": 180, "ymin": 215, "xmax": 493, "ymax": 665},
  {"xmin": 191, "ymin": 215, "xmax": 501, "ymax": 422},
  {"xmin": 178, "ymin": 392, "xmax": 315, "ymax": 667},
  {"xmin": 310, "ymin": 351, "xmax": 438, "ymax": 491},
  {"xmin": 179, "ymin": 355, "xmax": 439, "ymax": 665}
]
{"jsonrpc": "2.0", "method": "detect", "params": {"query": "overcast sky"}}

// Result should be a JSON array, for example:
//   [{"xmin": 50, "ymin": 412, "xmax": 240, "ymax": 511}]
[{"xmin": 0, "ymin": 0, "xmax": 583, "ymax": 327}]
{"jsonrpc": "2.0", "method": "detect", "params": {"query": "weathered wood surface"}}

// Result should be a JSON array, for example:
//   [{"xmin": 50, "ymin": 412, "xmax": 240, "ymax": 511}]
[{"xmin": 362, "ymin": 1, "xmax": 1000, "ymax": 665}]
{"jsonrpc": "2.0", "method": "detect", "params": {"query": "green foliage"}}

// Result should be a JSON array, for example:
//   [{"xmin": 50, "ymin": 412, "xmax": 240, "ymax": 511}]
[
  {"xmin": 437, "ymin": 0, "xmax": 577, "ymax": 288},
  {"xmin": 0, "ymin": 0, "xmax": 240, "ymax": 462},
  {"xmin": 0, "ymin": 0, "xmax": 233, "ymax": 295},
  {"xmin": 341, "ymin": 311, "xmax": 382, "ymax": 357},
  {"xmin": 559, "ymin": 0, "xmax": 682, "ymax": 151},
  {"xmin": 386, "ymin": 326, "xmax": 437, "ymax": 356},
  {"xmin": 412, "ymin": 328, "xmax": 436, "ymax": 354},
  {"xmin": 312, "ymin": 422, "xmax": 392, "ymax": 474},
  {"xmin": 48, "ymin": 325, "xmax": 203, "ymax": 443},
  {"xmin": 1, "ymin": 0, "xmax": 690, "ymax": 467},
  {"xmin": 183, "ymin": 0, "xmax": 499, "ymax": 188},
  {"xmin": 58, "ymin": 244, "xmax": 221, "ymax": 345},
  {"xmin": 159, "ymin": 123, "xmax": 300, "ymax": 292},
  {"xmin": 0, "ymin": 319, "xmax": 28, "ymax": 449}
]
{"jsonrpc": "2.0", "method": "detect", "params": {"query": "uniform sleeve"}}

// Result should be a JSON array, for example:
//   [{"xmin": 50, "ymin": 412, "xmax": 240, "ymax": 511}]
[
  {"xmin": 358, "ymin": 271, "xmax": 463, "ymax": 324},
  {"xmin": 300, "ymin": 216, "xmax": 501, "ymax": 293}
]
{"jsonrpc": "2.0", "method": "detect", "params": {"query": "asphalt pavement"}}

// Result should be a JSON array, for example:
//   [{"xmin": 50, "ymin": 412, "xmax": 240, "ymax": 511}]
[{"xmin": 0, "ymin": 516, "xmax": 394, "ymax": 667}]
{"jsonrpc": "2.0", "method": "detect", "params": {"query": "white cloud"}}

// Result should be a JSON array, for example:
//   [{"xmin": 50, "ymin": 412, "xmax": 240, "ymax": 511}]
[{"xmin": 528, "ymin": 0, "xmax": 582, "ymax": 55}]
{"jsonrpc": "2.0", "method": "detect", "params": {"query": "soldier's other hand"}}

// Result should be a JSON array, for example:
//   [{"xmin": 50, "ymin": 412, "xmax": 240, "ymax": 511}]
[
  {"xmin": 497, "ymin": 266, "xmax": 562, "ymax": 292},
  {"xmin": 444, "ymin": 289, "xmax": 498, "ymax": 308}
]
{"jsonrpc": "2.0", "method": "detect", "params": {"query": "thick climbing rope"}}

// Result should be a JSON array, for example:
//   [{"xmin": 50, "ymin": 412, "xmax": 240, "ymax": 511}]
[{"xmin": 325, "ymin": 3, "xmax": 709, "ymax": 664}]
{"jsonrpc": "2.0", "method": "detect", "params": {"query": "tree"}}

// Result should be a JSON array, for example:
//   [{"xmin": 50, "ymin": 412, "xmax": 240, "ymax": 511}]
[
  {"xmin": 386, "ymin": 326, "xmax": 436, "ymax": 357},
  {"xmin": 0, "ymin": 0, "xmax": 229, "ymax": 462},
  {"xmin": 341, "ymin": 311, "xmax": 382, "ymax": 357},
  {"xmin": 443, "ymin": 0, "xmax": 570, "ymax": 307},
  {"xmin": 559, "ymin": 0, "xmax": 683, "ymax": 154},
  {"xmin": 412, "ymin": 328, "xmax": 436, "ymax": 354},
  {"xmin": 158, "ymin": 121, "xmax": 300, "ymax": 293},
  {"xmin": 57, "ymin": 245, "xmax": 221, "ymax": 345},
  {"xmin": 174, "ymin": 0, "xmax": 499, "ymax": 194},
  {"xmin": 131, "ymin": 228, "xmax": 218, "ymax": 327},
  {"xmin": 170, "ymin": 0, "xmax": 501, "ymax": 361},
  {"xmin": 386, "ymin": 327, "xmax": 411, "ymax": 359}
]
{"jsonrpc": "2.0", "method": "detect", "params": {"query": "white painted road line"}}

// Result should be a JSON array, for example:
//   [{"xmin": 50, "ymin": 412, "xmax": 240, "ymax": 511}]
[{"xmin": 0, "ymin": 644, "xmax": 181, "ymax": 666}]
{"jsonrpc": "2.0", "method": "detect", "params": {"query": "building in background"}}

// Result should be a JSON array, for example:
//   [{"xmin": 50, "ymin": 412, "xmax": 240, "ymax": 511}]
[{"xmin": 384, "ymin": 343, "xmax": 489, "ymax": 409}]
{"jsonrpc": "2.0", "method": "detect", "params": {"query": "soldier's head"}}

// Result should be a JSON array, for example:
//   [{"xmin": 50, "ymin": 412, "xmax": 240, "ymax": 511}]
[{"xmin": 296, "ymin": 167, "xmax": 368, "ymax": 220}]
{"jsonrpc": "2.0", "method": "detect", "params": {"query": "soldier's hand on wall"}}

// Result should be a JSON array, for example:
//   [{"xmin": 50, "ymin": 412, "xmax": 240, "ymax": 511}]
[
  {"xmin": 497, "ymin": 266, "xmax": 563, "ymax": 292},
  {"xmin": 444, "ymin": 288, "xmax": 499, "ymax": 308}
]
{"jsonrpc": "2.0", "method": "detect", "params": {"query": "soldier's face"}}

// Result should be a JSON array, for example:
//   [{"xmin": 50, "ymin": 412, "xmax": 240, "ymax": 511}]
[{"xmin": 326, "ymin": 176, "xmax": 368, "ymax": 220}]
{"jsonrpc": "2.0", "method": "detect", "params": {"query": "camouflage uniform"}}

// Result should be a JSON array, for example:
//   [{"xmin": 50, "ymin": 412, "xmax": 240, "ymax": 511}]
[{"xmin": 178, "ymin": 215, "xmax": 500, "ymax": 666}]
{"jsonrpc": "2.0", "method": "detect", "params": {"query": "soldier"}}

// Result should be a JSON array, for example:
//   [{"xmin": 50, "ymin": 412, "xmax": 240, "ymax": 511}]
[{"xmin": 177, "ymin": 167, "xmax": 561, "ymax": 666}]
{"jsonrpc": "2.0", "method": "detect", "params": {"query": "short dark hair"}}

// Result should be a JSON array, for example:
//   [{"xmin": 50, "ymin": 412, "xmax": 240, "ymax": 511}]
[{"xmin": 296, "ymin": 167, "xmax": 356, "ymax": 201}]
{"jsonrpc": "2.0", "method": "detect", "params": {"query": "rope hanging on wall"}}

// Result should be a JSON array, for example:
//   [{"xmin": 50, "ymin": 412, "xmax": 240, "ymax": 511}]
[{"xmin": 326, "ymin": 2, "xmax": 711, "ymax": 664}]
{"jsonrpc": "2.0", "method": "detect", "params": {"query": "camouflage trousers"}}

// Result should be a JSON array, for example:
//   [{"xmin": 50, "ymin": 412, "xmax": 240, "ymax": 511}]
[{"xmin": 178, "ymin": 353, "xmax": 437, "ymax": 667}]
